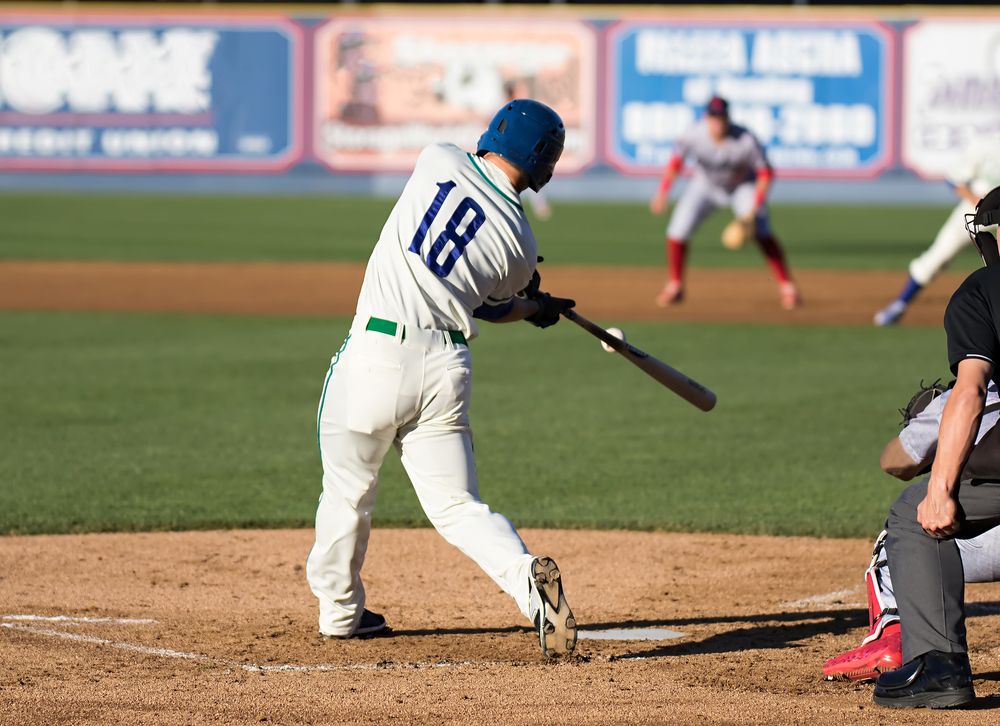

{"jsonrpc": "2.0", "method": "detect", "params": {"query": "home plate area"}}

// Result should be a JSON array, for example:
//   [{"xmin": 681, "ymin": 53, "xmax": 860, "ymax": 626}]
[{"xmin": 4, "ymin": 529, "xmax": 1000, "ymax": 724}]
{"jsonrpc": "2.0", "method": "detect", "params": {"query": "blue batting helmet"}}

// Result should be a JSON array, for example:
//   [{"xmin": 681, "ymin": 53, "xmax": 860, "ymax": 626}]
[{"xmin": 476, "ymin": 100, "xmax": 565, "ymax": 192}]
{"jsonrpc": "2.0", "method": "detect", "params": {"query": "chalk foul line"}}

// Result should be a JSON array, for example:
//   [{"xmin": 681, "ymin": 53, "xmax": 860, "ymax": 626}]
[
  {"xmin": 781, "ymin": 588, "xmax": 865, "ymax": 611},
  {"xmin": 3, "ymin": 614, "xmax": 159, "ymax": 625},
  {"xmin": 2, "ymin": 616, "xmax": 649, "ymax": 673}
]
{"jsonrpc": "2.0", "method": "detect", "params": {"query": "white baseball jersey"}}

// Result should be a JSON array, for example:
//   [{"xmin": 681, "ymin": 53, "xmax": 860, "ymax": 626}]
[
  {"xmin": 946, "ymin": 137, "xmax": 1000, "ymax": 197},
  {"xmin": 899, "ymin": 383, "xmax": 1000, "ymax": 464},
  {"xmin": 355, "ymin": 143, "xmax": 536, "ymax": 341},
  {"xmin": 674, "ymin": 121, "xmax": 769, "ymax": 193}
]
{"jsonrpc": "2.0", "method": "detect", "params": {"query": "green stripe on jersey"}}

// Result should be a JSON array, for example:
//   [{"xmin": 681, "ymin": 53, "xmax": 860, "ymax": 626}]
[{"xmin": 467, "ymin": 153, "xmax": 523, "ymax": 210}]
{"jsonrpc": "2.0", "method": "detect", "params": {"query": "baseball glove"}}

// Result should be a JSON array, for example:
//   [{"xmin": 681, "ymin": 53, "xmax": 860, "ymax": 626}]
[
  {"xmin": 721, "ymin": 215, "xmax": 755, "ymax": 250},
  {"xmin": 898, "ymin": 379, "xmax": 951, "ymax": 427}
]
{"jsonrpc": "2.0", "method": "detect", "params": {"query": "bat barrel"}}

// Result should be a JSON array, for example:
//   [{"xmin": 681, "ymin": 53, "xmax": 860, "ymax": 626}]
[{"xmin": 562, "ymin": 309, "xmax": 717, "ymax": 412}]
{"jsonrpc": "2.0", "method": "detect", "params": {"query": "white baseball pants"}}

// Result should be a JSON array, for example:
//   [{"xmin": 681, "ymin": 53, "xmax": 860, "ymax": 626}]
[
  {"xmin": 908, "ymin": 200, "xmax": 976, "ymax": 286},
  {"xmin": 667, "ymin": 177, "xmax": 773, "ymax": 242},
  {"xmin": 306, "ymin": 316, "xmax": 536, "ymax": 637}
]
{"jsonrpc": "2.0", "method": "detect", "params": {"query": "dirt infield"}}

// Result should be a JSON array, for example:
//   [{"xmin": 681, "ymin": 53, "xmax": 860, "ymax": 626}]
[
  {"xmin": 2, "ymin": 263, "xmax": 984, "ymax": 723},
  {"xmin": 0, "ymin": 260, "xmax": 969, "ymax": 326},
  {"xmin": 3, "ymin": 528, "xmax": 1000, "ymax": 725}
]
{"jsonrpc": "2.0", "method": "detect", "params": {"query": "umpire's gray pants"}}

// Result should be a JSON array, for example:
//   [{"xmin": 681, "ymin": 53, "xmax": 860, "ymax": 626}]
[{"xmin": 886, "ymin": 476, "xmax": 1000, "ymax": 662}]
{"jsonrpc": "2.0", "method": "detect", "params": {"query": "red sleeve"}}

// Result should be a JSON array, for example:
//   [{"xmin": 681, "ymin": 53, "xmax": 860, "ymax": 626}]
[
  {"xmin": 753, "ymin": 166, "xmax": 772, "ymax": 208},
  {"xmin": 657, "ymin": 155, "xmax": 683, "ymax": 194}
]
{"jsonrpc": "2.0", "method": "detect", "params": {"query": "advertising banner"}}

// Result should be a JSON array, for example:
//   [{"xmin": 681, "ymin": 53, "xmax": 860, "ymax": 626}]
[
  {"xmin": 902, "ymin": 19, "xmax": 1000, "ymax": 180},
  {"xmin": 313, "ymin": 16, "xmax": 597, "ymax": 174},
  {"xmin": 606, "ymin": 20, "xmax": 894, "ymax": 178},
  {"xmin": 0, "ymin": 13, "xmax": 303, "ymax": 172}
]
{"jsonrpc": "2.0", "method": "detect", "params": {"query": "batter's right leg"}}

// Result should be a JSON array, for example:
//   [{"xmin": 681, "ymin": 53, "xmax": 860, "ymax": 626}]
[
  {"xmin": 875, "ymin": 201, "xmax": 975, "ymax": 326},
  {"xmin": 395, "ymin": 346, "xmax": 543, "ymax": 621},
  {"xmin": 396, "ymin": 416, "xmax": 537, "ymax": 618},
  {"xmin": 658, "ymin": 182, "xmax": 718, "ymax": 306}
]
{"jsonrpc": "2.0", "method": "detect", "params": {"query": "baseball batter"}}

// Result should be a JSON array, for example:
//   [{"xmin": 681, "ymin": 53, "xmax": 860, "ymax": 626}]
[
  {"xmin": 824, "ymin": 382, "xmax": 1000, "ymax": 681},
  {"xmin": 874, "ymin": 136, "xmax": 1000, "ymax": 326},
  {"xmin": 649, "ymin": 96, "xmax": 800, "ymax": 310},
  {"xmin": 502, "ymin": 81, "xmax": 552, "ymax": 221},
  {"xmin": 305, "ymin": 100, "xmax": 578, "ymax": 658}
]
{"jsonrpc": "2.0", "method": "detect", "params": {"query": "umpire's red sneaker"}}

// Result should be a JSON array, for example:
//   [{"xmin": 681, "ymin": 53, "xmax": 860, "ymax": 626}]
[{"xmin": 823, "ymin": 622, "xmax": 902, "ymax": 681}]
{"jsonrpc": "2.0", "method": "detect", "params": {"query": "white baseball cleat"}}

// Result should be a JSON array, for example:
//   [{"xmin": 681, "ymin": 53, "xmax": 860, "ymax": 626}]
[
  {"xmin": 874, "ymin": 300, "xmax": 907, "ymax": 327},
  {"xmin": 528, "ymin": 557, "xmax": 576, "ymax": 658}
]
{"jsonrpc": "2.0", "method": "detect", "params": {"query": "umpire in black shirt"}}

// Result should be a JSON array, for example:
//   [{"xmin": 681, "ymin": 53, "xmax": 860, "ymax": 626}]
[{"xmin": 875, "ymin": 186, "xmax": 1000, "ymax": 709}]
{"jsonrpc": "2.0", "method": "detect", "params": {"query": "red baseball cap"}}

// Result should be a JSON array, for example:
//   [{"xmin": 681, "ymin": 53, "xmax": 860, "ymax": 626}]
[{"xmin": 706, "ymin": 96, "xmax": 729, "ymax": 117}]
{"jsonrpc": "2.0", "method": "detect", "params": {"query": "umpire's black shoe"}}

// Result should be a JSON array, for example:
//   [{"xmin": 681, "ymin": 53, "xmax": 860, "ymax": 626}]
[{"xmin": 873, "ymin": 650, "xmax": 974, "ymax": 709}]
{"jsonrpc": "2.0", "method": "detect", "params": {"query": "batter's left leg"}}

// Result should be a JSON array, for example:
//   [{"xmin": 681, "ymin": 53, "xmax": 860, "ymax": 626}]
[{"xmin": 307, "ymin": 336, "xmax": 398, "ymax": 638}]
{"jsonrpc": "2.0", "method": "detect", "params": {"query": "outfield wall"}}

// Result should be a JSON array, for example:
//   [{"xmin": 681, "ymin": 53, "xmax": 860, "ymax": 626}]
[{"xmin": 0, "ymin": 5, "xmax": 997, "ymax": 201}]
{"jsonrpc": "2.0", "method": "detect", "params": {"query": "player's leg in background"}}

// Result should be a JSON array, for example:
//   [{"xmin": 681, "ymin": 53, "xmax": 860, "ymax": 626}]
[
  {"xmin": 525, "ymin": 188, "xmax": 552, "ymax": 221},
  {"xmin": 659, "ymin": 181, "xmax": 717, "ymax": 306},
  {"xmin": 307, "ymin": 328, "xmax": 404, "ymax": 637},
  {"xmin": 874, "ymin": 201, "xmax": 976, "ymax": 326},
  {"xmin": 956, "ymin": 525, "xmax": 1000, "ymax": 583},
  {"xmin": 732, "ymin": 182, "xmax": 800, "ymax": 310},
  {"xmin": 395, "ymin": 343, "xmax": 537, "ymax": 620}
]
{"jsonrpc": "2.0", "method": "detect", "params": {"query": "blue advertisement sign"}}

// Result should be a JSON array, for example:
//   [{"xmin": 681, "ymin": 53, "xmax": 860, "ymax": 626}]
[
  {"xmin": 0, "ymin": 13, "xmax": 303, "ymax": 172},
  {"xmin": 606, "ymin": 20, "xmax": 895, "ymax": 178}
]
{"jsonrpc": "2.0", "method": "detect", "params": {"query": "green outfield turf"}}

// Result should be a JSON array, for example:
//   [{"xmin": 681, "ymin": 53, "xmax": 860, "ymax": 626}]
[
  {"xmin": 0, "ymin": 193, "xmax": 974, "ymax": 271},
  {"xmin": 0, "ymin": 311, "xmax": 951, "ymax": 538}
]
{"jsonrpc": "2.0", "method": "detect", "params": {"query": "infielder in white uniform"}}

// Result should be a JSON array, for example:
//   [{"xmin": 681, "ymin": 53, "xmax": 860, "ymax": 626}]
[
  {"xmin": 823, "ymin": 382, "xmax": 1000, "ymax": 680},
  {"xmin": 874, "ymin": 137, "xmax": 1000, "ymax": 326},
  {"xmin": 649, "ymin": 96, "xmax": 800, "ymax": 310},
  {"xmin": 306, "ymin": 100, "xmax": 579, "ymax": 658}
]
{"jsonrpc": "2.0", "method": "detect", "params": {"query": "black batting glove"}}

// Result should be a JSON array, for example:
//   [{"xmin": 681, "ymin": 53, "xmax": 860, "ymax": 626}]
[
  {"xmin": 520, "ymin": 269, "xmax": 541, "ymax": 299},
  {"xmin": 525, "ymin": 292, "xmax": 575, "ymax": 329},
  {"xmin": 518, "ymin": 257, "xmax": 544, "ymax": 299}
]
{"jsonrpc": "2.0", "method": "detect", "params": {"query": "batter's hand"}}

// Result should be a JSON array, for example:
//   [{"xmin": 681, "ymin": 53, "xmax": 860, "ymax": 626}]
[
  {"xmin": 917, "ymin": 485, "xmax": 962, "ymax": 538},
  {"xmin": 649, "ymin": 197, "xmax": 665, "ymax": 216},
  {"xmin": 525, "ymin": 292, "xmax": 575, "ymax": 329}
]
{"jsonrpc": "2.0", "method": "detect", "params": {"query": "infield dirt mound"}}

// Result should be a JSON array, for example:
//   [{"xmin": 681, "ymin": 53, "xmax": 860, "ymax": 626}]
[
  {"xmin": 3, "ymin": 528, "xmax": 999, "ymax": 724},
  {"xmin": 0, "ymin": 260, "xmax": 966, "ymax": 326}
]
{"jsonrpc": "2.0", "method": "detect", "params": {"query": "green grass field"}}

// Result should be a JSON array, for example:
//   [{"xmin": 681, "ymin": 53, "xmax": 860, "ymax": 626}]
[
  {"xmin": 0, "ymin": 193, "xmax": 970, "ymax": 539},
  {"xmin": 0, "ymin": 193, "xmax": 977, "ymax": 271},
  {"xmin": 0, "ymin": 310, "xmax": 950, "ymax": 538}
]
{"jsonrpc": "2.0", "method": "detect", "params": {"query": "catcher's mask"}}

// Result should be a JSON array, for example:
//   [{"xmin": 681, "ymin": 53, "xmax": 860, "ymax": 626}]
[{"xmin": 965, "ymin": 185, "xmax": 1000, "ymax": 267}]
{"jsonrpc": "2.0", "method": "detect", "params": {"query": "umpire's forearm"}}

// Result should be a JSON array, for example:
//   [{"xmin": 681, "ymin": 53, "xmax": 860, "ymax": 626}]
[{"xmin": 928, "ymin": 382, "xmax": 986, "ymax": 495}]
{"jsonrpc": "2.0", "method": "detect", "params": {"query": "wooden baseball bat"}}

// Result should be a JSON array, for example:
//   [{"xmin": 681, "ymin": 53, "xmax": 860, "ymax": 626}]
[{"xmin": 562, "ymin": 309, "xmax": 717, "ymax": 412}]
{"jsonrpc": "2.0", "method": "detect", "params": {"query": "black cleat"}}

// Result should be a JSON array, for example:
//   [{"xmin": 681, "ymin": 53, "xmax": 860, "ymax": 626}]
[{"xmin": 873, "ymin": 650, "xmax": 974, "ymax": 709}]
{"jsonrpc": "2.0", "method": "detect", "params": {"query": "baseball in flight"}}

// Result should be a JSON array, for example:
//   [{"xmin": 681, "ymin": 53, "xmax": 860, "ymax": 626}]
[{"xmin": 601, "ymin": 327, "xmax": 626, "ymax": 353}]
